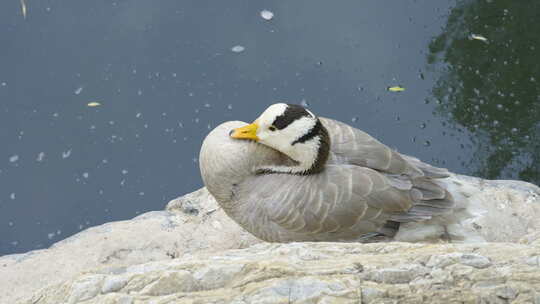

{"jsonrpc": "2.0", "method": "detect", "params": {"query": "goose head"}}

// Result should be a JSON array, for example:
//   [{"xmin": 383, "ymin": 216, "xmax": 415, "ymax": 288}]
[{"xmin": 230, "ymin": 103, "xmax": 330, "ymax": 174}]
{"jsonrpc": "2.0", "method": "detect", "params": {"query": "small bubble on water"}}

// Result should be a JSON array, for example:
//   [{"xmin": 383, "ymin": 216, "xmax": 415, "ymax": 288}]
[
  {"xmin": 47, "ymin": 232, "xmax": 55, "ymax": 240},
  {"xmin": 10, "ymin": 193, "xmax": 16, "ymax": 200},
  {"xmin": 9, "ymin": 155, "xmax": 19, "ymax": 163},
  {"xmin": 204, "ymin": 103, "xmax": 211, "ymax": 108},
  {"xmin": 82, "ymin": 172, "xmax": 89, "ymax": 179},
  {"xmin": 74, "ymin": 86, "xmax": 84, "ymax": 95},
  {"xmin": 122, "ymin": 169, "xmax": 128, "ymax": 175},
  {"xmin": 420, "ymin": 123, "xmax": 426, "ymax": 129},
  {"xmin": 137, "ymin": 89, "xmax": 143, "ymax": 96},
  {"xmin": 227, "ymin": 104, "xmax": 233, "ymax": 110},
  {"xmin": 8, "ymin": 221, "xmax": 13, "ymax": 227},
  {"xmin": 351, "ymin": 117, "xmax": 358, "ymax": 123},
  {"xmin": 139, "ymin": 192, "xmax": 145, "ymax": 196},
  {"xmin": 1, "ymin": 82, "xmax": 7, "ymax": 86}
]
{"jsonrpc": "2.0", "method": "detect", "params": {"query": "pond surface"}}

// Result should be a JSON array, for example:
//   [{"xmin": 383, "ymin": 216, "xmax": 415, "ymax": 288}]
[{"xmin": 1, "ymin": 0, "xmax": 538, "ymax": 255}]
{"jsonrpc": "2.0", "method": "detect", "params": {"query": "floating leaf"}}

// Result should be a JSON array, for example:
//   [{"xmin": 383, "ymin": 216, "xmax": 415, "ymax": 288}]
[
  {"xmin": 87, "ymin": 102, "xmax": 101, "ymax": 107},
  {"xmin": 469, "ymin": 33, "xmax": 488, "ymax": 43},
  {"xmin": 388, "ymin": 86, "xmax": 405, "ymax": 92},
  {"xmin": 20, "ymin": 0, "xmax": 27, "ymax": 19}
]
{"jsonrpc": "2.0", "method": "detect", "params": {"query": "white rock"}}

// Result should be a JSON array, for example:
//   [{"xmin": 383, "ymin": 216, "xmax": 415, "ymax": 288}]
[
  {"xmin": 20, "ymin": 241, "xmax": 540, "ymax": 303},
  {"xmin": 0, "ymin": 188, "xmax": 259, "ymax": 303}
]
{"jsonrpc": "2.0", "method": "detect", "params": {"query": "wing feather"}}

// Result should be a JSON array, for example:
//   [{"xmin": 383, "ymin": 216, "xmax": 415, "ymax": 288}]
[{"xmin": 254, "ymin": 166, "xmax": 412, "ymax": 236}]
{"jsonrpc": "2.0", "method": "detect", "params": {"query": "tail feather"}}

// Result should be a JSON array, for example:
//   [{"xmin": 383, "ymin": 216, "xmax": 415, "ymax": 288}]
[{"xmin": 396, "ymin": 174, "xmax": 540, "ymax": 243}]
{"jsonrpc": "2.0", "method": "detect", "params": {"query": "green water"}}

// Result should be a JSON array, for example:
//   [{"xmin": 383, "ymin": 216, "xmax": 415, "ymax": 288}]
[{"xmin": 429, "ymin": 0, "xmax": 540, "ymax": 182}]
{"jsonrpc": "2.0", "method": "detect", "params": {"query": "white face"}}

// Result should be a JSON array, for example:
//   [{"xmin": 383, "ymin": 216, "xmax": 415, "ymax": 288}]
[{"xmin": 255, "ymin": 103, "xmax": 318, "ymax": 154}]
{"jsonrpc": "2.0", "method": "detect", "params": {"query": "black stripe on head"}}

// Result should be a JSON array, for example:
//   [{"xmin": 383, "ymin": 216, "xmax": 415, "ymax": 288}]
[
  {"xmin": 272, "ymin": 104, "xmax": 312, "ymax": 130},
  {"xmin": 292, "ymin": 119, "xmax": 322, "ymax": 145}
]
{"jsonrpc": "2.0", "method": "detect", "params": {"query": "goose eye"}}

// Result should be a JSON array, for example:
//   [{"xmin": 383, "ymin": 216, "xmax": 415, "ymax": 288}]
[{"xmin": 268, "ymin": 126, "xmax": 276, "ymax": 132}]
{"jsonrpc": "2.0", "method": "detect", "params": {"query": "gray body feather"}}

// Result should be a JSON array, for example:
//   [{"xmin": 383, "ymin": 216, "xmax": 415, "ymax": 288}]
[{"xmin": 200, "ymin": 118, "xmax": 457, "ymax": 242}]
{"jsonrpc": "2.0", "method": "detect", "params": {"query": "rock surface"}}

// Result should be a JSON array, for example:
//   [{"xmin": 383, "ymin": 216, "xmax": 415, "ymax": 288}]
[
  {"xmin": 22, "ymin": 241, "xmax": 540, "ymax": 304},
  {"xmin": 0, "ymin": 188, "xmax": 259, "ymax": 304},
  {"xmin": 1, "ymin": 175, "xmax": 540, "ymax": 304}
]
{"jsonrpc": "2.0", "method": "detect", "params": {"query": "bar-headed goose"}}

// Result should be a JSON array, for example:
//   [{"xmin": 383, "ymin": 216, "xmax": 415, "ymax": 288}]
[{"xmin": 200, "ymin": 103, "xmax": 484, "ymax": 242}]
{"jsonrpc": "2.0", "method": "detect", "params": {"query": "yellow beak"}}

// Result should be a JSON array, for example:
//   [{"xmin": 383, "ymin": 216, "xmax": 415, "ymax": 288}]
[{"xmin": 230, "ymin": 122, "xmax": 259, "ymax": 141}]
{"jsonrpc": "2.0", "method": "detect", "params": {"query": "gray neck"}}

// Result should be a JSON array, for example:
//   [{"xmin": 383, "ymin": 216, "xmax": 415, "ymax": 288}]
[{"xmin": 199, "ymin": 121, "xmax": 294, "ymax": 208}]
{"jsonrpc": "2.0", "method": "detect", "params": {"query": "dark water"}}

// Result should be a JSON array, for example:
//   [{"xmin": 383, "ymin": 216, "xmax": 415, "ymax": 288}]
[{"xmin": 1, "ymin": 0, "xmax": 538, "ymax": 255}]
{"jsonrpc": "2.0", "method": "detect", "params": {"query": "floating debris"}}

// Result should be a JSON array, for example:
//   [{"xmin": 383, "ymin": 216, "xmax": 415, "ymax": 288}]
[
  {"xmin": 387, "ymin": 86, "xmax": 405, "ymax": 92},
  {"xmin": 231, "ymin": 45, "xmax": 245, "ymax": 53},
  {"xmin": 469, "ymin": 34, "xmax": 488, "ymax": 43},
  {"xmin": 36, "ymin": 152, "xmax": 45, "ymax": 162},
  {"xmin": 62, "ymin": 149, "xmax": 72, "ymax": 159},
  {"xmin": 87, "ymin": 102, "xmax": 101, "ymax": 107},
  {"xmin": 260, "ymin": 10, "xmax": 274, "ymax": 21},
  {"xmin": 20, "ymin": 0, "xmax": 27, "ymax": 19}
]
